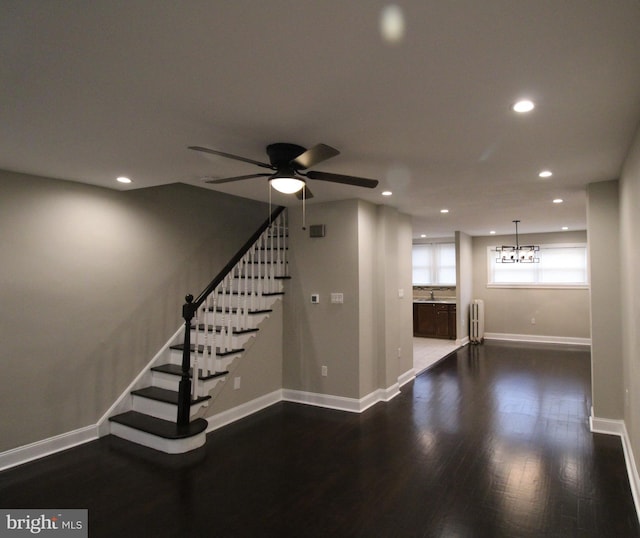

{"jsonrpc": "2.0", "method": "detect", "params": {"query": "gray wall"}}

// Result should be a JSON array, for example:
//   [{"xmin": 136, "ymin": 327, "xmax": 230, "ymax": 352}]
[
  {"xmin": 587, "ymin": 180, "xmax": 623, "ymax": 419},
  {"xmin": 471, "ymin": 231, "xmax": 590, "ymax": 339},
  {"xmin": 283, "ymin": 200, "xmax": 361, "ymax": 398},
  {"xmin": 0, "ymin": 170, "xmax": 268, "ymax": 452},
  {"xmin": 620, "ymin": 124, "xmax": 640, "ymax": 471}
]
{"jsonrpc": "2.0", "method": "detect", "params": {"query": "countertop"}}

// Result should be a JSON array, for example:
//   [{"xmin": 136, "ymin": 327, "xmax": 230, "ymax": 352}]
[{"xmin": 412, "ymin": 299, "xmax": 456, "ymax": 304}]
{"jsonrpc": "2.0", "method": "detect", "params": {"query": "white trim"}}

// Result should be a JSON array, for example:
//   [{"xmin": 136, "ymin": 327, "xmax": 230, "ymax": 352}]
[
  {"xmin": 484, "ymin": 332, "xmax": 591, "ymax": 346},
  {"xmin": 456, "ymin": 336, "xmax": 470, "ymax": 347},
  {"xmin": 96, "ymin": 325, "xmax": 184, "ymax": 435},
  {"xmin": 0, "ymin": 425, "xmax": 98, "ymax": 472},
  {"xmin": 206, "ymin": 390, "xmax": 283, "ymax": 433},
  {"xmin": 282, "ymin": 384, "xmax": 403, "ymax": 414},
  {"xmin": 398, "ymin": 368, "xmax": 415, "ymax": 388},
  {"xmin": 590, "ymin": 413, "xmax": 640, "ymax": 524}
]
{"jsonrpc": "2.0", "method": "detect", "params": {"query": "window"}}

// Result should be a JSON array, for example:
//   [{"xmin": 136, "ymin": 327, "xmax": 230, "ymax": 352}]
[
  {"xmin": 413, "ymin": 243, "xmax": 456, "ymax": 285},
  {"xmin": 487, "ymin": 243, "xmax": 588, "ymax": 288}
]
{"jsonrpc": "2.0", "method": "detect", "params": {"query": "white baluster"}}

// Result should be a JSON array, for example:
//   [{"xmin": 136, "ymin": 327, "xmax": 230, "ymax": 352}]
[
  {"xmin": 276, "ymin": 215, "xmax": 282, "ymax": 277},
  {"xmin": 220, "ymin": 278, "xmax": 227, "ymax": 353},
  {"xmin": 227, "ymin": 271, "xmax": 238, "ymax": 349},
  {"xmin": 226, "ymin": 275, "xmax": 233, "ymax": 350},
  {"xmin": 192, "ymin": 309, "xmax": 200, "ymax": 399},
  {"xmin": 283, "ymin": 210, "xmax": 288, "ymax": 277}
]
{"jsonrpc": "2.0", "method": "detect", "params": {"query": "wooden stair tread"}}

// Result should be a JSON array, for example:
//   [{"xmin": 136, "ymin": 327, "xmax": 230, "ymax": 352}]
[
  {"xmin": 151, "ymin": 363, "xmax": 229, "ymax": 381},
  {"xmin": 109, "ymin": 411, "xmax": 207, "ymax": 440},
  {"xmin": 207, "ymin": 306, "xmax": 273, "ymax": 314},
  {"xmin": 215, "ymin": 291, "xmax": 285, "ymax": 297},
  {"xmin": 191, "ymin": 324, "xmax": 259, "ymax": 335},
  {"xmin": 131, "ymin": 386, "xmax": 210, "ymax": 405},
  {"xmin": 170, "ymin": 343, "xmax": 244, "ymax": 357}
]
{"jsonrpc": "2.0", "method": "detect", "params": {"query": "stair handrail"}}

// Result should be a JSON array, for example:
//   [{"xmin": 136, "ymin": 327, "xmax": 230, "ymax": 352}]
[
  {"xmin": 177, "ymin": 205, "xmax": 286, "ymax": 428},
  {"xmin": 193, "ymin": 205, "xmax": 285, "ymax": 310}
]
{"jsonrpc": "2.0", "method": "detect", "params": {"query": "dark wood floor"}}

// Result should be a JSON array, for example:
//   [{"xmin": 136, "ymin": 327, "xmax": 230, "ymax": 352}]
[{"xmin": 2, "ymin": 342, "xmax": 639, "ymax": 537}]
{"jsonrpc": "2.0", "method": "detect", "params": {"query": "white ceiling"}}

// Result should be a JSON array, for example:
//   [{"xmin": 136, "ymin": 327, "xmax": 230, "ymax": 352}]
[{"xmin": 2, "ymin": 1, "xmax": 640, "ymax": 238}]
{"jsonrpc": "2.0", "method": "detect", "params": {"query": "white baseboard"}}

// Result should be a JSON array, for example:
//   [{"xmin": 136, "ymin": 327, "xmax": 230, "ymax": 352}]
[
  {"xmin": 282, "ymin": 381, "xmax": 403, "ymax": 414},
  {"xmin": 484, "ymin": 332, "xmax": 591, "ymax": 346},
  {"xmin": 206, "ymin": 390, "xmax": 283, "ymax": 433},
  {"xmin": 398, "ymin": 368, "xmax": 415, "ymax": 388},
  {"xmin": 590, "ymin": 413, "xmax": 640, "ymax": 524},
  {"xmin": 0, "ymin": 425, "xmax": 98, "ymax": 472},
  {"xmin": 456, "ymin": 336, "xmax": 470, "ymax": 347}
]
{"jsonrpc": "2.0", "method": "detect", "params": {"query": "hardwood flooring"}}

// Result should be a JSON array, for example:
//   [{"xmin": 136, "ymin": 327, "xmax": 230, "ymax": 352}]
[{"xmin": 1, "ymin": 341, "xmax": 638, "ymax": 537}]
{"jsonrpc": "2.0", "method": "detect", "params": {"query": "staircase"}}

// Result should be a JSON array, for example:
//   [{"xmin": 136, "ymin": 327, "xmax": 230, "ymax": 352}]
[{"xmin": 108, "ymin": 207, "xmax": 288, "ymax": 453}]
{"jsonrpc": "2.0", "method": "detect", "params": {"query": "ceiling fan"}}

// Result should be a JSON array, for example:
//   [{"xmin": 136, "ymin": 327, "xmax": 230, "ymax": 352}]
[{"xmin": 189, "ymin": 142, "xmax": 379, "ymax": 199}]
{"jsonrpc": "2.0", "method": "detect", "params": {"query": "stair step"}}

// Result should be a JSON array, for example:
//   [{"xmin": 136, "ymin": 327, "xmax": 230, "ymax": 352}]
[
  {"xmin": 109, "ymin": 411, "xmax": 207, "ymax": 440},
  {"xmin": 216, "ymin": 291, "xmax": 285, "ymax": 297},
  {"xmin": 209, "ymin": 307, "xmax": 272, "ymax": 315},
  {"xmin": 170, "ymin": 343, "xmax": 244, "ymax": 357},
  {"xmin": 151, "ymin": 362, "xmax": 229, "ymax": 381},
  {"xmin": 131, "ymin": 386, "xmax": 211, "ymax": 406},
  {"xmin": 234, "ymin": 275, "xmax": 291, "ymax": 280},
  {"xmin": 191, "ymin": 324, "xmax": 259, "ymax": 335}
]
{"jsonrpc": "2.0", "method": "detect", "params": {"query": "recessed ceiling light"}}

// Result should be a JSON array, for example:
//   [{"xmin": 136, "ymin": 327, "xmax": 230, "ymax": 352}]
[
  {"xmin": 420, "ymin": 234, "xmax": 427, "ymax": 238},
  {"xmin": 512, "ymin": 99, "xmax": 535, "ymax": 113},
  {"xmin": 562, "ymin": 226, "xmax": 569, "ymax": 230},
  {"xmin": 382, "ymin": 190, "xmax": 393, "ymax": 196},
  {"xmin": 538, "ymin": 170, "xmax": 553, "ymax": 178},
  {"xmin": 440, "ymin": 209, "xmax": 449, "ymax": 214},
  {"xmin": 117, "ymin": 176, "xmax": 132, "ymax": 184},
  {"xmin": 490, "ymin": 231, "xmax": 496, "ymax": 235},
  {"xmin": 553, "ymin": 198, "xmax": 563, "ymax": 204}
]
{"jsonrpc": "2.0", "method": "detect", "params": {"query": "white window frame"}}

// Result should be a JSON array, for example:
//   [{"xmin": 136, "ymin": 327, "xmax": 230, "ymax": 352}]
[
  {"xmin": 413, "ymin": 242, "xmax": 456, "ymax": 286},
  {"xmin": 487, "ymin": 243, "xmax": 589, "ymax": 289}
]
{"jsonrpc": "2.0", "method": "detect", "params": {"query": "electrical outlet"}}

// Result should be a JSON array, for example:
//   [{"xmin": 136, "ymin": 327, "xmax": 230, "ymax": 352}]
[
  {"xmin": 321, "ymin": 365, "xmax": 328, "ymax": 377},
  {"xmin": 234, "ymin": 377, "xmax": 241, "ymax": 390},
  {"xmin": 531, "ymin": 317, "xmax": 536, "ymax": 325},
  {"xmin": 397, "ymin": 347, "xmax": 402, "ymax": 358}
]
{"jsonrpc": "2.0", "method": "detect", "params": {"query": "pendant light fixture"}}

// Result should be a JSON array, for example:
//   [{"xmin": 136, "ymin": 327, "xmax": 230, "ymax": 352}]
[{"xmin": 496, "ymin": 220, "xmax": 540, "ymax": 263}]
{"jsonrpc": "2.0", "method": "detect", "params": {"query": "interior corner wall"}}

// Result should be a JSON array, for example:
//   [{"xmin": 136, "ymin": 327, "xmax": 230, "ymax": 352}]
[
  {"xmin": 455, "ymin": 231, "xmax": 473, "ymax": 342},
  {"xmin": 0, "ymin": 170, "xmax": 268, "ymax": 452},
  {"xmin": 587, "ymin": 180, "xmax": 623, "ymax": 420},
  {"xmin": 372, "ymin": 205, "xmax": 413, "ymax": 392},
  {"xmin": 396, "ymin": 213, "xmax": 414, "ymax": 378},
  {"xmin": 358, "ymin": 201, "xmax": 378, "ymax": 396},
  {"xmin": 619, "ymin": 123, "xmax": 640, "ymax": 468}
]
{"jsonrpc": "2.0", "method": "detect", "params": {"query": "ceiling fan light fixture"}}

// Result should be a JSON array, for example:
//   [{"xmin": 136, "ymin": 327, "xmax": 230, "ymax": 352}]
[{"xmin": 270, "ymin": 175, "xmax": 306, "ymax": 194}]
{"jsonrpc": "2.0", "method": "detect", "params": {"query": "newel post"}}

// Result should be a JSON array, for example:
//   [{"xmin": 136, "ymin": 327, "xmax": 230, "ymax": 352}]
[{"xmin": 177, "ymin": 294, "xmax": 196, "ymax": 427}]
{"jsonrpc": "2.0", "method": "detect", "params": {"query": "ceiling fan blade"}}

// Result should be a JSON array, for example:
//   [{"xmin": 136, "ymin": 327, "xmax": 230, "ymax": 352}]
[
  {"xmin": 189, "ymin": 146, "xmax": 273, "ymax": 169},
  {"xmin": 204, "ymin": 173, "xmax": 270, "ymax": 184},
  {"xmin": 292, "ymin": 143, "xmax": 340, "ymax": 170},
  {"xmin": 306, "ymin": 170, "xmax": 379, "ymax": 188},
  {"xmin": 296, "ymin": 185, "xmax": 314, "ymax": 200}
]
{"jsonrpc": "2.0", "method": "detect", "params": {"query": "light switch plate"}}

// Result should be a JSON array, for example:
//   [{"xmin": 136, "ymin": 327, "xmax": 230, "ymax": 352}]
[
  {"xmin": 330, "ymin": 293, "xmax": 344, "ymax": 304},
  {"xmin": 311, "ymin": 294, "xmax": 320, "ymax": 304}
]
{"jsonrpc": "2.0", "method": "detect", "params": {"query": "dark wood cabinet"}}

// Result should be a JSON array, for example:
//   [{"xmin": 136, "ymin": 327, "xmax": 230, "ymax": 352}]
[{"xmin": 413, "ymin": 302, "xmax": 456, "ymax": 339}]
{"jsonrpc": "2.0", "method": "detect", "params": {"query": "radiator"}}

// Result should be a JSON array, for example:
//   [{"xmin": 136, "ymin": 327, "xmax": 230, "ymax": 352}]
[{"xmin": 470, "ymin": 299, "xmax": 485, "ymax": 344}]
